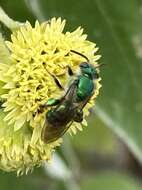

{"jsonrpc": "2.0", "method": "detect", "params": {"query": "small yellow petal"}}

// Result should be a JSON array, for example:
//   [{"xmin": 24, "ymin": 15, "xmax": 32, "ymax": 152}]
[
  {"xmin": 3, "ymin": 82, "xmax": 15, "ymax": 89},
  {"xmin": 14, "ymin": 115, "xmax": 26, "ymax": 131}
]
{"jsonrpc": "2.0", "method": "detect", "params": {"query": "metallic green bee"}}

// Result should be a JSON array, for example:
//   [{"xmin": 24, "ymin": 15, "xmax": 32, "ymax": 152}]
[{"xmin": 41, "ymin": 50, "xmax": 101, "ymax": 143}]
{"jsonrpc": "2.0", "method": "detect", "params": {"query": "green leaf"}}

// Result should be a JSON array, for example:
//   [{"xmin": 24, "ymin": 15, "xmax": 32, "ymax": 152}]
[
  {"xmin": 24, "ymin": 0, "xmax": 142, "ymax": 162},
  {"xmin": 81, "ymin": 172, "xmax": 141, "ymax": 190}
]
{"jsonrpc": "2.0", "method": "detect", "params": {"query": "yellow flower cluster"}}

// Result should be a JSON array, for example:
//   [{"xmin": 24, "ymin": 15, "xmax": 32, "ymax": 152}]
[{"xmin": 0, "ymin": 18, "xmax": 101, "ymax": 174}]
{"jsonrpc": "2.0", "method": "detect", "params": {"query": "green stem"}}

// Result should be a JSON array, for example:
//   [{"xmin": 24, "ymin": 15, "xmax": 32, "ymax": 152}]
[
  {"xmin": 44, "ymin": 153, "xmax": 80, "ymax": 190},
  {"xmin": 61, "ymin": 137, "xmax": 80, "ymax": 178},
  {"xmin": 0, "ymin": 6, "xmax": 23, "ymax": 31}
]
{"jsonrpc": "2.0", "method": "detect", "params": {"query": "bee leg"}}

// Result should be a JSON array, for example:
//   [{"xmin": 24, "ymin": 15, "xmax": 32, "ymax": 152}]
[
  {"xmin": 46, "ymin": 80, "xmax": 78, "ymax": 107},
  {"xmin": 41, "ymin": 80, "xmax": 78, "ymax": 109},
  {"xmin": 67, "ymin": 65, "xmax": 74, "ymax": 76},
  {"xmin": 52, "ymin": 66, "xmax": 73, "ymax": 89},
  {"xmin": 42, "ymin": 62, "xmax": 64, "ymax": 89},
  {"xmin": 74, "ymin": 109, "xmax": 83, "ymax": 122},
  {"xmin": 50, "ymin": 74, "xmax": 64, "ymax": 90},
  {"xmin": 38, "ymin": 98, "xmax": 62, "ymax": 112},
  {"xmin": 46, "ymin": 98, "xmax": 62, "ymax": 106},
  {"xmin": 39, "ymin": 78, "xmax": 78, "ymax": 113}
]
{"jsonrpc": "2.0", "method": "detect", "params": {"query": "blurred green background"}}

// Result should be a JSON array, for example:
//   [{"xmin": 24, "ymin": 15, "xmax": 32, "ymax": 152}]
[{"xmin": 0, "ymin": 0, "xmax": 142, "ymax": 189}]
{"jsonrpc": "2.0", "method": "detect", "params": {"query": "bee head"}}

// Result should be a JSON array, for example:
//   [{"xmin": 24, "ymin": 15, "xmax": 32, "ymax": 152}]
[
  {"xmin": 80, "ymin": 62, "xmax": 99, "ymax": 79},
  {"xmin": 70, "ymin": 50, "xmax": 102, "ymax": 79}
]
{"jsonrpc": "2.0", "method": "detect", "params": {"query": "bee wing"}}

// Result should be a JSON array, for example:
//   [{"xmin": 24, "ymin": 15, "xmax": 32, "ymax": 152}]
[
  {"xmin": 41, "ymin": 80, "xmax": 79, "ymax": 144},
  {"xmin": 41, "ymin": 120, "xmax": 73, "ymax": 144},
  {"xmin": 78, "ymin": 94, "xmax": 93, "ymax": 111},
  {"xmin": 41, "ymin": 95, "xmax": 90, "ymax": 144}
]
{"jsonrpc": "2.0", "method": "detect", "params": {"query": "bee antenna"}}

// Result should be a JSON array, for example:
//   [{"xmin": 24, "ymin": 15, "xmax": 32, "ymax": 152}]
[{"xmin": 70, "ymin": 50, "xmax": 89, "ymax": 62}]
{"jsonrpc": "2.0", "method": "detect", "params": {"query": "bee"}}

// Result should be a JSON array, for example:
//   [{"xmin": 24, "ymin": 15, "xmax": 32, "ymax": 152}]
[{"xmin": 41, "ymin": 50, "xmax": 101, "ymax": 143}]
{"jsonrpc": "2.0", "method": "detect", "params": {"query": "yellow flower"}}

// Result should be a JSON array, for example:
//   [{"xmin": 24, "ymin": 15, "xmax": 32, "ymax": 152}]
[{"xmin": 0, "ymin": 18, "xmax": 101, "ymax": 174}]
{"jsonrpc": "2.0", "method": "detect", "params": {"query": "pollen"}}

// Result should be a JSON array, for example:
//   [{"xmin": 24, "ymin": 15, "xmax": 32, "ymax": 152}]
[{"xmin": 0, "ymin": 18, "xmax": 101, "ymax": 174}]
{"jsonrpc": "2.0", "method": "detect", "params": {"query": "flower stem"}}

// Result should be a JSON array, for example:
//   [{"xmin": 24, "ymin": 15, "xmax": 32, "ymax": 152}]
[
  {"xmin": 0, "ymin": 6, "xmax": 23, "ymax": 31},
  {"xmin": 44, "ymin": 153, "xmax": 80, "ymax": 190}
]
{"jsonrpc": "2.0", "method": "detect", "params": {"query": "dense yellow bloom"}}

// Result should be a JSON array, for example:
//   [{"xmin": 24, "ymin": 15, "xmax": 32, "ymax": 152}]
[{"xmin": 0, "ymin": 18, "xmax": 101, "ymax": 174}]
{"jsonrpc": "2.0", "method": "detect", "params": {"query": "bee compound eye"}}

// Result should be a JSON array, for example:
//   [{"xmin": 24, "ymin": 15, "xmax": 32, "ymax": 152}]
[{"xmin": 80, "ymin": 62, "xmax": 89, "ymax": 68}]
